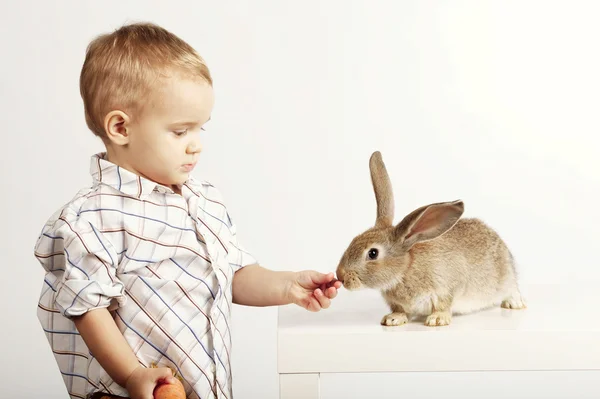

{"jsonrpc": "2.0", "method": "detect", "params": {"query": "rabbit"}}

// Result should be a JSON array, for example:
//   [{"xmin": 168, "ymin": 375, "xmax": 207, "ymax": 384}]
[{"xmin": 335, "ymin": 151, "xmax": 526, "ymax": 327}]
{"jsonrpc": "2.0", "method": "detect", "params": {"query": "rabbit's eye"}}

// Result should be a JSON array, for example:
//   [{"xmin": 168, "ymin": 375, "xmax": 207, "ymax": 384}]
[{"xmin": 368, "ymin": 248, "xmax": 379, "ymax": 260}]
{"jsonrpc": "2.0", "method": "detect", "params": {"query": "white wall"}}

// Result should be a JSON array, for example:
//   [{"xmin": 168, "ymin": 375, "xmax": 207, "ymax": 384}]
[{"xmin": 2, "ymin": 1, "xmax": 599, "ymax": 398}]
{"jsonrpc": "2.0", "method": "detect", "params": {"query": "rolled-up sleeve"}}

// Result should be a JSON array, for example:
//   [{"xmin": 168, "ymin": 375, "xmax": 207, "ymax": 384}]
[
  {"xmin": 34, "ymin": 207, "xmax": 127, "ymax": 318},
  {"xmin": 225, "ymin": 210, "xmax": 257, "ymax": 271}
]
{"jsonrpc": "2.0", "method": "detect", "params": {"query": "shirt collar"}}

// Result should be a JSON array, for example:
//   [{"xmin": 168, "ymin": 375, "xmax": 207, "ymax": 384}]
[{"xmin": 89, "ymin": 152, "xmax": 188, "ymax": 198}]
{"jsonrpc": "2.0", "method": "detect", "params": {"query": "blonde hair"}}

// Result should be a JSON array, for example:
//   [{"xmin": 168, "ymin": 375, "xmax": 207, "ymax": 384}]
[{"xmin": 80, "ymin": 22, "xmax": 212, "ymax": 139}]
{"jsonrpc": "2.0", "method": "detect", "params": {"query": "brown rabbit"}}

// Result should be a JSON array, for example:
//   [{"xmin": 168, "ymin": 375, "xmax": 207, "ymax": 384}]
[{"xmin": 335, "ymin": 151, "xmax": 526, "ymax": 327}]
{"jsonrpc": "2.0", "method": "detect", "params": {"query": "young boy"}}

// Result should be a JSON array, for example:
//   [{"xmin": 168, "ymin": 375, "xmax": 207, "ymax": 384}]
[{"xmin": 34, "ymin": 22, "xmax": 341, "ymax": 399}]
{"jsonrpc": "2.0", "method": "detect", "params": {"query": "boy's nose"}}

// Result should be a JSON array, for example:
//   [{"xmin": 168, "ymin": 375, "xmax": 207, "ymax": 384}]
[{"xmin": 186, "ymin": 141, "xmax": 202, "ymax": 154}]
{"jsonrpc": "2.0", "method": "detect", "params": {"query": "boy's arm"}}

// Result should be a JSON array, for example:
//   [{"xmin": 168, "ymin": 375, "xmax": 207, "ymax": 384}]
[
  {"xmin": 231, "ymin": 264, "xmax": 295, "ymax": 306},
  {"xmin": 232, "ymin": 264, "xmax": 342, "ymax": 311},
  {"xmin": 73, "ymin": 308, "xmax": 140, "ymax": 387},
  {"xmin": 73, "ymin": 308, "xmax": 177, "ymax": 397}
]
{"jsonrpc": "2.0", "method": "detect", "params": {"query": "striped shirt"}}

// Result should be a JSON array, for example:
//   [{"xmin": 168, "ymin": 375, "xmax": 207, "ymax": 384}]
[{"xmin": 34, "ymin": 152, "xmax": 257, "ymax": 399}]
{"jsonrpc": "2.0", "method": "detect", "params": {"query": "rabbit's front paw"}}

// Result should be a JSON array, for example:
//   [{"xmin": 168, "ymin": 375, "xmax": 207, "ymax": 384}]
[
  {"xmin": 425, "ymin": 311, "xmax": 451, "ymax": 326},
  {"xmin": 501, "ymin": 293, "xmax": 526, "ymax": 309},
  {"xmin": 381, "ymin": 312, "xmax": 408, "ymax": 326}
]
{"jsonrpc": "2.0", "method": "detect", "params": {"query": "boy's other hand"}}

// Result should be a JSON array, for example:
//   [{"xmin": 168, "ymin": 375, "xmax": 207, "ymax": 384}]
[
  {"xmin": 287, "ymin": 271, "xmax": 342, "ymax": 312},
  {"xmin": 125, "ymin": 365, "xmax": 178, "ymax": 399}
]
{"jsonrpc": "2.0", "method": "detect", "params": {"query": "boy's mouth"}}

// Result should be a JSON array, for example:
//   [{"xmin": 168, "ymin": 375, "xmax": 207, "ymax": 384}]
[{"xmin": 181, "ymin": 162, "xmax": 197, "ymax": 172}]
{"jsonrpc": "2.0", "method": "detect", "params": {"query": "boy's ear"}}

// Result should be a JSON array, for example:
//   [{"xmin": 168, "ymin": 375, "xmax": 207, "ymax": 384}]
[{"xmin": 104, "ymin": 110, "xmax": 131, "ymax": 146}]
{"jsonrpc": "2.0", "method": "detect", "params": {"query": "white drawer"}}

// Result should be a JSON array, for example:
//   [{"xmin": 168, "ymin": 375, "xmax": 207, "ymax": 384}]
[{"xmin": 319, "ymin": 371, "xmax": 600, "ymax": 399}]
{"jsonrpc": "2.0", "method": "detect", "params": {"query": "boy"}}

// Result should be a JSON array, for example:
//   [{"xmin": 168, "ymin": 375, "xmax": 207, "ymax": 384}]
[{"xmin": 34, "ymin": 22, "xmax": 341, "ymax": 399}]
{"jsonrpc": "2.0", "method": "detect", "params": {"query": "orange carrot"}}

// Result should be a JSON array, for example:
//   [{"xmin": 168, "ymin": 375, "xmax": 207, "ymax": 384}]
[{"xmin": 153, "ymin": 378, "xmax": 186, "ymax": 399}]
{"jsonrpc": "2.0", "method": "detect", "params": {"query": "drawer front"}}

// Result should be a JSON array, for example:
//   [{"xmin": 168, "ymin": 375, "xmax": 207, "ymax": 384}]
[{"xmin": 320, "ymin": 370, "xmax": 599, "ymax": 399}]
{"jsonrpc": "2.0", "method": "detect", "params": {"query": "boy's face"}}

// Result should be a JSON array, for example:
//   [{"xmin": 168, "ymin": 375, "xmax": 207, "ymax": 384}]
[{"xmin": 107, "ymin": 74, "xmax": 214, "ymax": 191}]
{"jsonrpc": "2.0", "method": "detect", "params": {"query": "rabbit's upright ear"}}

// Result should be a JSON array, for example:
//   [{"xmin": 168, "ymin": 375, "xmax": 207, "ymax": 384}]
[
  {"xmin": 369, "ymin": 151, "xmax": 395, "ymax": 228},
  {"xmin": 394, "ymin": 200, "xmax": 464, "ymax": 249}
]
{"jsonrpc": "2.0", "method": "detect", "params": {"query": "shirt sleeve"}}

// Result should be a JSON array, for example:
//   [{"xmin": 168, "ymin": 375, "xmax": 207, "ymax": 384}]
[
  {"xmin": 225, "ymin": 210, "xmax": 258, "ymax": 271},
  {"xmin": 34, "ymin": 206, "xmax": 127, "ymax": 318}
]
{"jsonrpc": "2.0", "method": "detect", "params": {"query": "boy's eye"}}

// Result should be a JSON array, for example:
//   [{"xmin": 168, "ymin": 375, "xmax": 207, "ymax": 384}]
[{"xmin": 173, "ymin": 129, "xmax": 188, "ymax": 136}]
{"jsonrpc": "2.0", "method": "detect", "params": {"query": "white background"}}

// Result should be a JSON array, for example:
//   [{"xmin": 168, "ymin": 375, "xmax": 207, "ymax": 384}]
[{"xmin": 1, "ymin": 1, "xmax": 599, "ymax": 398}]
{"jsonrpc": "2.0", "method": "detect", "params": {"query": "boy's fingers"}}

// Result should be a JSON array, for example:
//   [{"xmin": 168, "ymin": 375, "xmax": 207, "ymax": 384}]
[
  {"xmin": 314, "ymin": 289, "xmax": 331, "ymax": 309},
  {"xmin": 303, "ymin": 294, "xmax": 319, "ymax": 312},
  {"xmin": 325, "ymin": 287, "xmax": 337, "ymax": 299},
  {"xmin": 153, "ymin": 367, "xmax": 176, "ymax": 384},
  {"xmin": 310, "ymin": 271, "xmax": 335, "ymax": 285},
  {"xmin": 325, "ymin": 279, "xmax": 342, "ymax": 289},
  {"xmin": 309, "ymin": 296, "xmax": 320, "ymax": 312}
]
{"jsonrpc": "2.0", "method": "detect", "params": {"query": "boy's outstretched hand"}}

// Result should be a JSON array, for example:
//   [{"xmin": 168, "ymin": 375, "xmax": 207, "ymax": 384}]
[
  {"xmin": 232, "ymin": 264, "xmax": 342, "ymax": 310},
  {"xmin": 287, "ymin": 271, "xmax": 343, "ymax": 312}
]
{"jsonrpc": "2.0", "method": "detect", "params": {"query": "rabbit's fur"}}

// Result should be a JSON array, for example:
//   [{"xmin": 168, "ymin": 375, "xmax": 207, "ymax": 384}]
[{"xmin": 335, "ymin": 151, "xmax": 526, "ymax": 327}]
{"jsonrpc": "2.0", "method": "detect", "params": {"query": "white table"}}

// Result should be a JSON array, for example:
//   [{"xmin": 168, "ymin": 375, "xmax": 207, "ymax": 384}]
[{"xmin": 277, "ymin": 283, "xmax": 600, "ymax": 399}]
